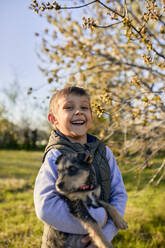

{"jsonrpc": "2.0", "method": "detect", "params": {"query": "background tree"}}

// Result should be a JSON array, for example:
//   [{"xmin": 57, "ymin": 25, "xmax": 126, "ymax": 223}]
[
  {"xmin": 0, "ymin": 103, "xmax": 18, "ymax": 148},
  {"xmin": 30, "ymin": 0, "xmax": 165, "ymax": 185},
  {"xmin": 0, "ymin": 77, "xmax": 49, "ymax": 149}
]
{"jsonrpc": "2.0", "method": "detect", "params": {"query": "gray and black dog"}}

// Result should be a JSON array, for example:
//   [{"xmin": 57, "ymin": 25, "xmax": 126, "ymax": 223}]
[{"xmin": 55, "ymin": 152, "xmax": 128, "ymax": 248}]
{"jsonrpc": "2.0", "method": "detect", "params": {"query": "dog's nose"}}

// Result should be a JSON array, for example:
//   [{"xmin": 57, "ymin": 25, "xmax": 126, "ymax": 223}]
[{"xmin": 57, "ymin": 182, "xmax": 64, "ymax": 189}]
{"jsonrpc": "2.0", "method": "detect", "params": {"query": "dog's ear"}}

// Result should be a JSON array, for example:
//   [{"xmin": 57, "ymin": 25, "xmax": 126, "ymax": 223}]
[
  {"xmin": 55, "ymin": 154, "xmax": 64, "ymax": 164},
  {"xmin": 85, "ymin": 153, "xmax": 93, "ymax": 164},
  {"xmin": 77, "ymin": 152, "xmax": 93, "ymax": 164}
]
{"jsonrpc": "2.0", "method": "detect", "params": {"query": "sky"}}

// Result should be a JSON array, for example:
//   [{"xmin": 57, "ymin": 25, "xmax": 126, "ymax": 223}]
[
  {"xmin": 0, "ymin": 0, "xmax": 55, "ymax": 129},
  {"xmin": 0, "ymin": 0, "xmax": 85, "ymax": 130},
  {"xmin": 0, "ymin": 0, "xmax": 49, "ymax": 93}
]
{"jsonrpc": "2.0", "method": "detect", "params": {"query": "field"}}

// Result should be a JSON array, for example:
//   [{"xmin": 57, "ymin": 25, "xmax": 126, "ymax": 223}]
[{"xmin": 0, "ymin": 150, "xmax": 164, "ymax": 248}]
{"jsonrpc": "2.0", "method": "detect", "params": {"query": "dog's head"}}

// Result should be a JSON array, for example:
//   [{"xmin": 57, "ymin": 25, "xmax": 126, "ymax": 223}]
[{"xmin": 55, "ymin": 152, "xmax": 97, "ymax": 198}]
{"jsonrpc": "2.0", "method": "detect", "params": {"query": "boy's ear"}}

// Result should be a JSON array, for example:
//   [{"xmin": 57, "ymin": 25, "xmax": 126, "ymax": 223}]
[{"xmin": 48, "ymin": 113, "xmax": 56, "ymax": 124}]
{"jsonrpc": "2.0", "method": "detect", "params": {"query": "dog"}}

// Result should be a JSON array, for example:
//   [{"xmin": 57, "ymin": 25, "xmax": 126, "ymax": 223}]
[{"xmin": 55, "ymin": 152, "xmax": 128, "ymax": 248}]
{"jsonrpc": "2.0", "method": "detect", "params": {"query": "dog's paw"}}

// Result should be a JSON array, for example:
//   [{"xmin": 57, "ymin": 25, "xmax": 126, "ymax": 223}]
[{"xmin": 114, "ymin": 217, "xmax": 128, "ymax": 230}]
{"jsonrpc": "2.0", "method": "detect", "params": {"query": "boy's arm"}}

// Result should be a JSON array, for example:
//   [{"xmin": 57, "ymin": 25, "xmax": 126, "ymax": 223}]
[
  {"xmin": 34, "ymin": 149, "xmax": 107, "ymax": 234},
  {"xmin": 102, "ymin": 146, "xmax": 128, "ymax": 242}
]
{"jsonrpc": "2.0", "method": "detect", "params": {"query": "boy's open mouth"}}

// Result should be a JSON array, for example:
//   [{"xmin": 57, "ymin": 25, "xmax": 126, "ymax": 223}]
[{"xmin": 71, "ymin": 120, "xmax": 85, "ymax": 125}]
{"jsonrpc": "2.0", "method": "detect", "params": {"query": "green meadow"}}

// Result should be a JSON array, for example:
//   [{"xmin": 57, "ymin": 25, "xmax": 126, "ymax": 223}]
[{"xmin": 0, "ymin": 150, "xmax": 164, "ymax": 248}]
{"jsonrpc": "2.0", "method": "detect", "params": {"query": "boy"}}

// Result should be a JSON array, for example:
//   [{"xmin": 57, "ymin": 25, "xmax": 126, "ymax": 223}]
[{"xmin": 34, "ymin": 86, "xmax": 128, "ymax": 248}]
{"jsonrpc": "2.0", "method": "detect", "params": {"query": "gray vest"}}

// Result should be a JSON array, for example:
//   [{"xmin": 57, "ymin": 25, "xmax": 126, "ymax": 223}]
[{"xmin": 41, "ymin": 130, "xmax": 111, "ymax": 248}]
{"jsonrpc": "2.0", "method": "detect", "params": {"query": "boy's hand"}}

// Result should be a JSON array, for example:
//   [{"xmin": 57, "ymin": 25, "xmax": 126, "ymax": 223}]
[{"xmin": 81, "ymin": 236, "xmax": 98, "ymax": 248}]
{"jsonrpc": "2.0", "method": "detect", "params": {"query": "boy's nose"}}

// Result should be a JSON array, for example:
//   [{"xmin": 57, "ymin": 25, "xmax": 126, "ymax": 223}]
[{"xmin": 75, "ymin": 109, "xmax": 82, "ymax": 115}]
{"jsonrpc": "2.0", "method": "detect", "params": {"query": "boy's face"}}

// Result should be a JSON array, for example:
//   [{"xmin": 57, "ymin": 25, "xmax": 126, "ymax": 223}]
[{"xmin": 51, "ymin": 94, "xmax": 92, "ymax": 144}]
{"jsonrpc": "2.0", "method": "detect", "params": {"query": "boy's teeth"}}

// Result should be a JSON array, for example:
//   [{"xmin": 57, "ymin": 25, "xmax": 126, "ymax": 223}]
[{"xmin": 72, "ymin": 121, "xmax": 84, "ymax": 124}]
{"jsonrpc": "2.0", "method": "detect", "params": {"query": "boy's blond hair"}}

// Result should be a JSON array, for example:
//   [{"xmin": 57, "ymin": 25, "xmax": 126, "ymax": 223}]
[{"xmin": 49, "ymin": 86, "xmax": 90, "ymax": 115}]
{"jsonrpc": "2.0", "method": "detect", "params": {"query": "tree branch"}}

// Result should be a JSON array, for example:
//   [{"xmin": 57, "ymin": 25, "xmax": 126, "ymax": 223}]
[
  {"xmin": 93, "ymin": 21, "xmax": 123, "ymax": 28},
  {"xmin": 148, "ymin": 159, "xmax": 165, "ymax": 185},
  {"xmin": 97, "ymin": 0, "xmax": 124, "ymax": 18},
  {"xmin": 96, "ymin": 52, "xmax": 165, "ymax": 77},
  {"xmin": 60, "ymin": 0, "xmax": 98, "ymax": 10}
]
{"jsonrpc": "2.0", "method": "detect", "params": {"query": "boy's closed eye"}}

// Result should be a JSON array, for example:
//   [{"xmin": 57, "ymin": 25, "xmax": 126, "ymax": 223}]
[
  {"xmin": 81, "ymin": 106, "xmax": 89, "ymax": 110},
  {"xmin": 63, "ymin": 105, "xmax": 89, "ymax": 111},
  {"xmin": 63, "ymin": 105, "xmax": 73, "ymax": 110}
]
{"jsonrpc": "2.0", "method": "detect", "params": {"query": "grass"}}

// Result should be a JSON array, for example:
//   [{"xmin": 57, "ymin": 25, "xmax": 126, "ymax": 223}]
[
  {"xmin": 0, "ymin": 150, "xmax": 42, "ymax": 248},
  {"xmin": 0, "ymin": 150, "xmax": 164, "ymax": 248}
]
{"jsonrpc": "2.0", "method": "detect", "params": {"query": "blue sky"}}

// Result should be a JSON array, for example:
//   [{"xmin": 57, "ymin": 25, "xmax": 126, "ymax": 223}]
[
  {"xmin": 0, "ymin": 0, "xmax": 54, "ymax": 128},
  {"xmin": 0, "ymin": 0, "xmax": 82, "ymax": 129},
  {"xmin": 0, "ymin": 0, "xmax": 48, "ymax": 92}
]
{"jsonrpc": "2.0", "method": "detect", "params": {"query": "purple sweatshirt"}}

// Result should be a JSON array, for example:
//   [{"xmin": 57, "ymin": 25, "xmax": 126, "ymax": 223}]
[{"xmin": 34, "ymin": 146, "xmax": 128, "ymax": 242}]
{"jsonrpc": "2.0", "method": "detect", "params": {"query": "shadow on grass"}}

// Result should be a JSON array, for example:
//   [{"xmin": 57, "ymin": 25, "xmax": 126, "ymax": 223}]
[
  {"xmin": 5, "ymin": 183, "xmax": 32, "ymax": 194},
  {"xmin": 122, "ymin": 166, "xmax": 165, "ymax": 191}
]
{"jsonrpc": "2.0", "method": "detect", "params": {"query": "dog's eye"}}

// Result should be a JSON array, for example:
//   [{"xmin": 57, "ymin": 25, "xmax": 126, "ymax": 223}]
[{"xmin": 68, "ymin": 166, "xmax": 78, "ymax": 176}]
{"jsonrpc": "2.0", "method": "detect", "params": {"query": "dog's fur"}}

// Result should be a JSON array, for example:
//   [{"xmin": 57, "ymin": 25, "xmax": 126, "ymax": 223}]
[{"xmin": 55, "ymin": 152, "xmax": 128, "ymax": 248}]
